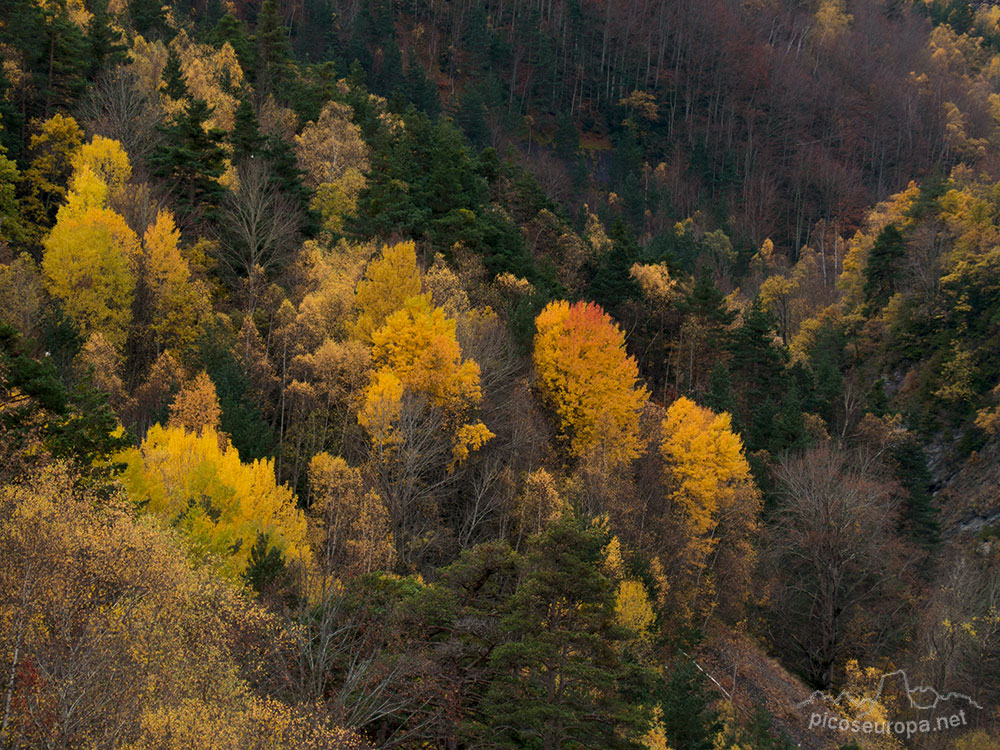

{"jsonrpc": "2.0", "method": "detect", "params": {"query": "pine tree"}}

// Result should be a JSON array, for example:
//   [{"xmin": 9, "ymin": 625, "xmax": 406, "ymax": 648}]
[
  {"xmin": 891, "ymin": 438, "xmax": 941, "ymax": 553},
  {"xmin": 863, "ymin": 224, "xmax": 906, "ymax": 313},
  {"xmin": 230, "ymin": 98, "xmax": 266, "ymax": 164},
  {"xmin": 151, "ymin": 99, "xmax": 227, "ymax": 224},
  {"xmin": 479, "ymin": 517, "xmax": 654, "ymax": 749},
  {"xmin": 85, "ymin": 0, "xmax": 128, "ymax": 79},
  {"xmin": 161, "ymin": 48, "xmax": 188, "ymax": 101},
  {"xmin": 659, "ymin": 660, "xmax": 723, "ymax": 750},
  {"xmin": 129, "ymin": 0, "xmax": 171, "ymax": 41},
  {"xmin": 253, "ymin": 0, "xmax": 294, "ymax": 98}
]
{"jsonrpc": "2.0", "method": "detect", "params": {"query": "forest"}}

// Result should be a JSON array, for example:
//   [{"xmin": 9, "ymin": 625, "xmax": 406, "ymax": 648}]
[{"xmin": 1, "ymin": 0, "xmax": 999, "ymax": 748}]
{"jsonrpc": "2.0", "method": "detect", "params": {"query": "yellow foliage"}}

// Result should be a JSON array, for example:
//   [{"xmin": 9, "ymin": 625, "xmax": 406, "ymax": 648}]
[
  {"xmin": 295, "ymin": 101, "xmax": 369, "ymax": 187},
  {"xmin": 514, "ymin": 468, "xmax": 567, "ymax": 540},
  {"xmin": 143, "ymin": 208, "xmax": 208, "ymax": 350},
  {"xmin": 370, "ymin": 295, "xmax": 483, "ymax": 412},
  {"xmin": 164, "ymin": 31, "xmax": 244, "ymax": 131},
  {"xmin": 533, "ymin": 300, "xmax": 649, "ymax": 467},
  {"xmin": 168, "ymin": 372, "xmax": 222, "ymax": 436},
  {"xmin": 0, "ymin": 253, "xmax": 43, "ymax": 335},
  {"xmin": 615, "ymin": 579, "xmax": 656, "ymax": 641},
  {"xmin": 71, "ymin": 135, "xmax": 132, "ymax": 200},
  {"xmin": 451, "ymin": 420, "xmax": 495, "ymax": 469},
  {"xmin": 118, "ymin": 424, "xmax": 309, "ymax": 579},
  {"xmin": 0, "ymin": 464, "xmax": 365, "ymax": 750},
  {"xmin": 353, "ymin": 241, "xmax": 424, "ymax": 341},
  {"xmin": 630, "ymin": 262, "xmax": 677, "ymax": 306},
  {"xmin": 660, "ymin": 397, "xmax": 760, "ymax": 618},
  {"xmin": 839, "ymin": 182, "xmax": 920, "ymax": 310},
  {"xmin": 308, "ymin": 452, "xmax": 395, "ymax": 579},
  {"xmin": 357, "ymin": 369, "xmax": 404, "ymax": 442},
  {"xmin": 42, "ymin": 205, "xmax": 139, "ymax": 348}
]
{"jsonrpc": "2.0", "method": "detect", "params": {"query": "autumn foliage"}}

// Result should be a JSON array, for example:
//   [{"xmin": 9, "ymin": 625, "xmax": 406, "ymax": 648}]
[{"xmin": 533, "ymin": 300, "xmax": 648, "ymax": 467}]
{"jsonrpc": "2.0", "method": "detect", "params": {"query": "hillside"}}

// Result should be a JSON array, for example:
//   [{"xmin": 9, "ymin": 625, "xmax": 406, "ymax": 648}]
[{"xmin": 2, "ymin": 0, "xmax": 1000, "ymax": 748}]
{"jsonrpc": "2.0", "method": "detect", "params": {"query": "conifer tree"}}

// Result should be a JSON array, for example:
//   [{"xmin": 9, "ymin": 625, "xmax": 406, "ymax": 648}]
[
  {"xmin": 479, "ymin": 517, "xmax": 654, "ymax": 749},
  {"xmin": 151, "ymin": 99, "xmax": 227, "ymax": 224}
]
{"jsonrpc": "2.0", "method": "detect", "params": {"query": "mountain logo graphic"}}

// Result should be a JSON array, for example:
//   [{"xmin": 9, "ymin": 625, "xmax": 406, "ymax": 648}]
[{"xmin": 797, "ymin": 670, "xmax": 983, "ymax": 719}]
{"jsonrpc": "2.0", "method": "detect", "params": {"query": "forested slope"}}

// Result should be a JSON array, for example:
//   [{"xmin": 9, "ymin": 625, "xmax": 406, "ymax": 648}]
[{"xmin": 1, "ymin": 0, "xmax": 1000, "ymax": 748}]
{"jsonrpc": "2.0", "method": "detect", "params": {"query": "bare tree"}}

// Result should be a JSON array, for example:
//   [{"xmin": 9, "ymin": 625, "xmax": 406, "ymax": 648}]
[
  {"xmin": 217, "ymin": 159, "xmax": 304, "ymax": 284},
  {"xmin": 762, "ymin": 442, "xmax": 919, "ymax": 688},
  {"xmin": 77, "ymin": 66, "xmax": 161, "ymax": 167}
]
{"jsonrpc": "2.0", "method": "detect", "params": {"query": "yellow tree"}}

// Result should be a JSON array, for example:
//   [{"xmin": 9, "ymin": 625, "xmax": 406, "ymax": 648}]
[
  {"xmin": 369, "ymin": 295, "xmax": 482, "ymax": 412},
  {"xmin": 308, "ymin": 452, "xmax": 394, "ymax": 580},
  {"xmin": 168, "ymin": 371, "xmax": 222, "ymax": 436},
  {"xmin": 295, "ymin": 101, "xmax": 369, "ymax": 232},
  {"xmin": 21, "ymin": 113, "xmax": 83, "ymax": 231},
  {"xmin": 42, "ymin": 204, "xmax": 139, "ymax": 348},
  {"xmin": 660, "ymin": 396, "xmax": 760, "ymax": 621},
  {"xmin": 533, "ymin": 300, "xmax": 648, "ymax": 468},
  {"xmin": 142, "ymin": 208, "xmax": 209, "ymax": 351},
  {"xmin": 70, "ymin": 135, "xmax": 132, "ymax": 202},
  {"xmin": 352, "ymin": 241, "xmax": 424, "ymax": 342},
  {"xmin": 357, "ymin": 293, "xmax": 492, "ymax": 565},
  {"xmin": 118, "ymin": 424, "xmax": 309, "ymax": 579}
]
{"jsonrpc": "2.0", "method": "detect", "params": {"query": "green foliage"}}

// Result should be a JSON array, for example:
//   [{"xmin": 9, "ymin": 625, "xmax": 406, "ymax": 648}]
[
  {"xmin": 196, "ymin": 323, "xmax": 275, "ymax": 460},
  {"xmin": 475, "ymin": 517, "xmax": 655, "ymax": 749},
  {"xmin": 659, "ymin": 659, "xmax": 723, "ymax": 750},
  {"xmin": 0, "ymin": 322, "xmax": 128, "ymax": 487},
  {"xmin": 863, "ymin": 224, "xmax": 906, "ymax": 314},
  {"xmin": 151, "ymin": 98, "xmax": 228, "ymax": 224}
]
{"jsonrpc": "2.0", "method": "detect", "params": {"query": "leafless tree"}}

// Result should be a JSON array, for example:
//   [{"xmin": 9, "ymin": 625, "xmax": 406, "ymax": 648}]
[
  {"xmin": 216, "ymin": 159, "xmax": 304, "ymax": 283},
  {"xmin": 77, "ymin": 66, "xmax": 161, "ymax": 167},
  {"xmin": 761, "ymin": 442, "xmax": 919, "ymax": 688}
]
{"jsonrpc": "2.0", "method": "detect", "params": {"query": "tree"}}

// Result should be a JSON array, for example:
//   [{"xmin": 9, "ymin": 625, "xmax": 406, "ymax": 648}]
[
  {"xmin": 167, "ymin": 371, "xmax": 222, "ymax": 435},
  {"xmin": 21, "ymin": 113, "xmax": 83, "ymax": 234},
  {"xmin": 216, "ymin": 158, "xmax": 304, "ymax": 284},
  {"xmin": 253, "ymin": 0, "xmax": 294, "ymax": 98},
  {"xmin": 0, "ymin": 323, "xmax": 128, "ymax": 485},
  {"xmin": 142, "ymin": 208, "xmax": 209, "ymax": 352},
  {"xmin": 533, "ymin": 300, "xmax": 648, "ymax": 468},
  {"xmin": 71, "ymin": 135, "xmax": 132, "ymax": 202},
  {"xmin": 118, "ymin": 423, "xmax": 309, "ymax": 579},
  {"xmin": 476, "ymin": 517, "xmax": 654, "ymax": 749},
  {"xmin": 150, "ymin": 98, "xmax": 227, "ymax": 225},
  {"xmin": 42, "ymin": 204, "xmax": 139, "ymax": 349},
  {"xmin": 762, "ymin": 443, "xmax": 916, "ymax": 688},
  {"xmin": 863, "ymin": 224, "xmax": 906, "ymax": 313},
  {"xmin": 660, "ymin": 396, "xmax": 760, "ymax": 622},
  {"xmin": 308, "ymin": 452, "xmax": 394, "ymax": 580},
  {"xmin": 352, "ymin": 241, "xmax": 424, "ymax": 342},
  {"xmin": 367, "ymin": 295, "xmax": 483, "ymax": 416},
  {"xmin": 0, "ymin": 463, "xmax": 368, "ymax": 749}
]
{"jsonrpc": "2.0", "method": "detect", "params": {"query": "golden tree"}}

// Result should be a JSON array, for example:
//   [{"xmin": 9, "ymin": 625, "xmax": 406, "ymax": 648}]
[
  {"xmin": 352, "ymin": 241, "xmax": 424, "ymax": 342},
  {"xmin": 660, "ymin": 396, "xmax": 760, "ymax": 621},
  {"xmin": 118, "ymin": 424, "xmax": 309, "ymax": 579},
  {"xmin": 42, "ymin": 204, "xmax": 139, "ymax": 348},
  {"xmin": 533, "ymin": 300, "xmax": 648, "ymax": 468}
]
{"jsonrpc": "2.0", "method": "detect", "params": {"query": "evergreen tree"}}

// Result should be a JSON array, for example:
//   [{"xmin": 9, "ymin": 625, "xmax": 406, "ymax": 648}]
[
  {"xmin": 659, "ymin": 659, "xmax": 723, "ymax": 750},
  {"xmin": 230, "ymin": 98, "xmax": 267, "ymax": 164},
  {"xmin": 863, "ymin": 224, "xmax": 906, "ymax": 313},
  {"xmin": 85, "ymin": 0, "xmax": 128, "ymax": 78},
  {"xmin": 129, "ymin": 0, "xmax": 171, "ymax": 40},
  {"xmin": 587, "ymin": 217, "xmax": 642, "ymax": 311},
  {"xmin": 211, "ymin": 12, "xmax": 252, "ymax": 68},
  {"xmin": 891, "ymin": 437, "xmax": 941, "ymax": 553},
  {"xmin": 150, "ymin": 99, "xmax": 227, "ymax": 224},
  {"xmin": 478, "ymin": 517, "xmax": 654, "ymax": 749},
  {"xmin": 253, "ymin": 0, "xmax": 294, "ymax": 98},
  {"xmin": 0, "ymin": 322, "xmax": 129, "ymax": 488},
  {"xmin": 161, "ymin": 48, "xmax": 188, "ymax": 101}
]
